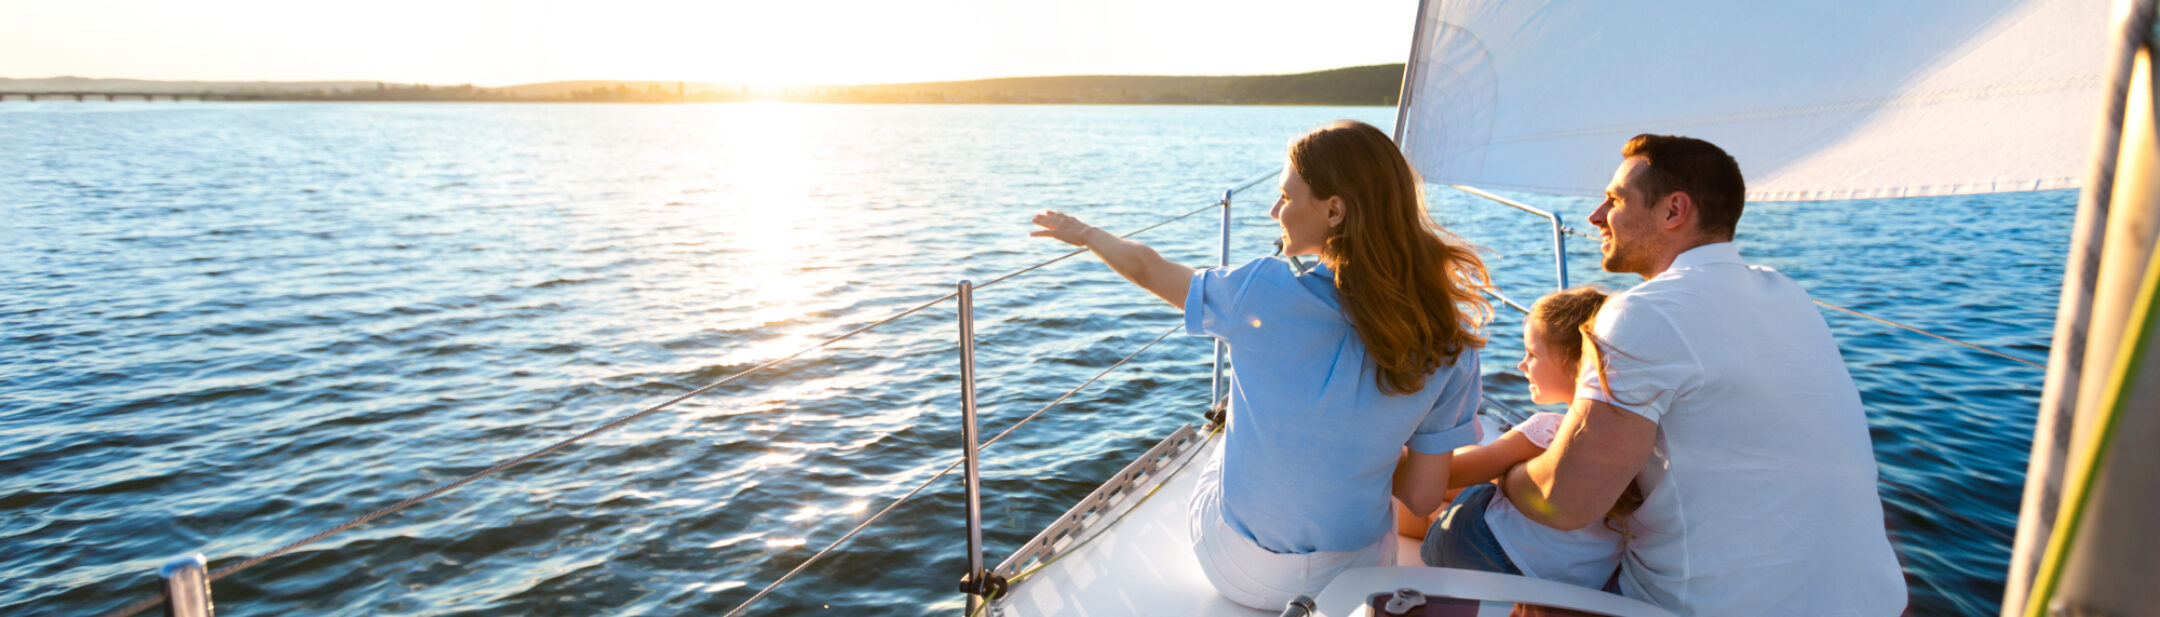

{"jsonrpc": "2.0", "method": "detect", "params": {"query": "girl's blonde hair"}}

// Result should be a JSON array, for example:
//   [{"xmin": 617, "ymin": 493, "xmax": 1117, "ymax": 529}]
[{"xmin": 1529, "ymin": 286, "xmax": 1645, "ymax": 540}]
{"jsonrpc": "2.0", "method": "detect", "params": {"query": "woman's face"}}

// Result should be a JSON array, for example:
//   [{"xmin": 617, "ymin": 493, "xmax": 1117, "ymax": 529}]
[
  {"xmin": 1270, "ymin": 163, "xmax": 1339, "ymax": 257},
  {"xmin": 1518, "ymin": 321, "xmax": 1577, "ymax": 405}
]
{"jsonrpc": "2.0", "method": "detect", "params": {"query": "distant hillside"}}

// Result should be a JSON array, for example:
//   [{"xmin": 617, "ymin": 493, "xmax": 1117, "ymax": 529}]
[
  {"xmin": 817, "ymin": 64, "xmax": 1403, "ymax": 105},
  {"xmin": 1221, "ymin": 64, "xmax": 1404, "ymax": 105},
  {"xmin": 0, "ymin": 77, "xmax": 382, "ymax": 93},
  {"xmin": 493, "ymin": 80, "xmax": 737, "ymax": 98},
  {"xmin": 0, "ymin": 64, "xmax": 1406, "ymax": 105}
]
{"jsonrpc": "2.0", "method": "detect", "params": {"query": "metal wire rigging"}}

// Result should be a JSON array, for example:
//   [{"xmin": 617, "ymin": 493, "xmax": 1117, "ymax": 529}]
[
  {"xmin": 717, "ymin": 324, "xmax": 1182, "ymax": 617},
  {"xmin": 87, "ymin": 194, "xmax": 1233, "ymax": 617}
]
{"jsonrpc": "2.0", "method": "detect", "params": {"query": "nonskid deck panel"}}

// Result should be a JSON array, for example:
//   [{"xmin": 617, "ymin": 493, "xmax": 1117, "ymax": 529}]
[{"xmin": 989, "ymin": 413, "xmax": 1510, "ymax": 616}]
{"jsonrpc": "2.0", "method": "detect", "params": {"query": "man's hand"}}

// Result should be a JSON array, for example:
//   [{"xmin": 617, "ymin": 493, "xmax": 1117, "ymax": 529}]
[
  {"xmin": 1030, "ymin": 210, "xmax": 1097, "ymax": 247},
  {"xmin": 1502, "ymin": 397, "xmax": 1657, "ymax": 530}
]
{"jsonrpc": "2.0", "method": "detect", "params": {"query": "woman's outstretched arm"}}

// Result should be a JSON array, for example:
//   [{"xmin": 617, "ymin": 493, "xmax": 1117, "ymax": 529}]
[{"xmin": 1031, "ymin": 210, "xmax": 1196, "ymax": 309}]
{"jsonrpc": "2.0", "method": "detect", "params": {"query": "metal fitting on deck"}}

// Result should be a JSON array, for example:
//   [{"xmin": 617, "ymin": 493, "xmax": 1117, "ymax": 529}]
[{"xmin": 159, "ymin": 553, "xmax": 213, "ymax": 617}]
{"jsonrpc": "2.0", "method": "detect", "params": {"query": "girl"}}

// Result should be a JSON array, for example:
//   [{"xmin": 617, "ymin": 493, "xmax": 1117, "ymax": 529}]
[
  {"xmin": 1407, "ymin": 286, "xmax": 1644, "ymax": 591},
  {"xmin": 1030, "ymin": 120, "xmax": 1491, "ymax": 609}
]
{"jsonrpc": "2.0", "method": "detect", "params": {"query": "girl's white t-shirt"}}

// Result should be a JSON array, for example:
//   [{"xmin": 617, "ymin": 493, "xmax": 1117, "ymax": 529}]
[{"xmin": 1483, "ymin": 412, "xmax": 1626, "ymax": 590}]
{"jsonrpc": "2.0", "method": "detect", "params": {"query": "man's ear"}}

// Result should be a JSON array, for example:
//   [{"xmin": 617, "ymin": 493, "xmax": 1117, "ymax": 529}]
[
  {"xmin": 1325, "ymin": 196, "xmax": 1347, "ymax": 228},
  {"xmin": 1660, "ymin": 191, "xmax": 1695, "ymax": 232}
]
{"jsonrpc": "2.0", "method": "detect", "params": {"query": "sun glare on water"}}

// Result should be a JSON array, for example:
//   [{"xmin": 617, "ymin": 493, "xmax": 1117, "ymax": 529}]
[
  {"xmin": 686, "ymin": 102, "xmax": 844, "ymax": 365},
  {"xmin": 715, "ymin": 102, "xmax": 818, "ymax": 263}
]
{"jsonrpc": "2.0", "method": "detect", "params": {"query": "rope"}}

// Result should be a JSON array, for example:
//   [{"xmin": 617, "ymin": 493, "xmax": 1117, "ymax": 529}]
[
  {"xmin": 86, "ymin": 197, "xmax": 1227, "ymax": 617},
  {"xmin": 1812, "ymin": 300, "xmax": 2045, "ymax": 370},
  {"xmin": 720, "ymin": 323, "xmax": 1183, "ymax": 617}
]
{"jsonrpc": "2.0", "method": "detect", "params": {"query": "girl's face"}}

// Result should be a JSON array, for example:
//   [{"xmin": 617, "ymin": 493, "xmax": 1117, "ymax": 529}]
[{"xmin": 1517, "ymin": 321, "xmax": 1577, "ymax": 405}]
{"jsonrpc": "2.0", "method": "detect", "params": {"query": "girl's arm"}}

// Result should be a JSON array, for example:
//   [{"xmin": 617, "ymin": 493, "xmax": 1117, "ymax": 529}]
[
  {"xmin": 1396, "ymin": 433, "xmax": 1543, "ymax": 522},
  {"xmin": 1447, "ymin": 431, "xmax": 1544, "ymax": 489},
  {"xmin": 1031, "ymin": 211, "xmax": 1196, "ymax": 308}
]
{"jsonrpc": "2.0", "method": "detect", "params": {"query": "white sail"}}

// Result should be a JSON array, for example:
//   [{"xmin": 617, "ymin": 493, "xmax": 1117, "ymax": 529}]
[
  {"xmin": 1396, "ymin": 0, "xmax": 2109, "ymax": 201},
  {"xmin": 1397, "ymin": 2, "xmax": 2152, "ymax": 615}
]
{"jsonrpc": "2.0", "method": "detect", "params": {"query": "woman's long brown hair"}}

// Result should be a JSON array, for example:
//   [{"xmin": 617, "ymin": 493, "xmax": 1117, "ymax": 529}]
[{"xmin": 1291, "ymin": 120, "xmax": 1492, "ymax": 395}]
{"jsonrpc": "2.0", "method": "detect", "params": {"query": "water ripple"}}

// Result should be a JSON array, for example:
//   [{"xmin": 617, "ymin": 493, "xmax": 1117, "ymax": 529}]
[{"xmin": 0, "ymin": 103, "xmax": 2063, "ymax": 616}]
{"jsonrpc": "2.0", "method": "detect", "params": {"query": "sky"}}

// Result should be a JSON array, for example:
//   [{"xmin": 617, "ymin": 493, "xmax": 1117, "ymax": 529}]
[{"xmin": 0, "ymin": 0, "xmax": 1419, "ymax": 86}]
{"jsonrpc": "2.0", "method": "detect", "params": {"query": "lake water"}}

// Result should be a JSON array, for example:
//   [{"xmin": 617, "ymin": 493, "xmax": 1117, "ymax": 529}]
[{"xmin": 0, "ymin": 102, "xmax": 2065, "ymax": 616}]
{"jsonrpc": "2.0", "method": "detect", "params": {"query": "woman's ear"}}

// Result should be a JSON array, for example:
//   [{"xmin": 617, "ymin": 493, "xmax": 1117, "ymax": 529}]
[{"xmin": 1325, "ymin": 196, "xmax": 1347, "ymax": 228}]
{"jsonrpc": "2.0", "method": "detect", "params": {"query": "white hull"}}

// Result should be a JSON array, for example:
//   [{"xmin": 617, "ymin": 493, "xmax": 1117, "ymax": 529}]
[{"xmin": 990, "ymin": 413, "xmax": 1675, "ymax": 617}]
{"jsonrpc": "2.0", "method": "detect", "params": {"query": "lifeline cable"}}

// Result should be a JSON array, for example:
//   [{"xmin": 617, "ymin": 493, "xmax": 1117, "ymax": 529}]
[
  {"xmin": 1486, "ymin": 285, "xmax": 1532, "ymax": 315},
  {"xmin": 86, "ymin": 194, "xmax": 1234, "ymax": 617},
  {"xmin": 975, "ymin": 201, "xmax": 1220, "ymax": 291},
  {"xmin": 718, "ymin": 323, "xmax": 1184, "ymax": 617},
  {"xmin": 1813, "ymin": 299, "xmax": 2046, "ymax": 370}
]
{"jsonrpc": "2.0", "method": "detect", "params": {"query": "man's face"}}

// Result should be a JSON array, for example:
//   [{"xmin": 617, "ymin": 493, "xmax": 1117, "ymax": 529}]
[{"xmin": 1588, "ymin": 157, "xmax": 1666, "ymax": 278}]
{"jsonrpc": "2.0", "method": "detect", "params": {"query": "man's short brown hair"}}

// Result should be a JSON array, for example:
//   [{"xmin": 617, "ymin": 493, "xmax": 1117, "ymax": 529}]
[{"xmin": 1622, "ymin": 134, "xmax": 1745, "ymax": 240}]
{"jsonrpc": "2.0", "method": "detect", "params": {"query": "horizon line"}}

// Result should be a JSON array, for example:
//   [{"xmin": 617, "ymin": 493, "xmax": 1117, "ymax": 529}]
[{"xmin": 0, "ymin": 63, "xmax": 1406, "ymax": 90}]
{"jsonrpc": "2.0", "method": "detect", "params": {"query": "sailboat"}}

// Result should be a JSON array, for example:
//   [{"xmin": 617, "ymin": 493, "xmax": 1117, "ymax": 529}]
[
  {"xmin": 113, "ymin": 0, "xmax": 2159, "ymax": 615},
  {"xmin": 968, "ymin": 0, "xmax": 2158, "ymax": 615}
]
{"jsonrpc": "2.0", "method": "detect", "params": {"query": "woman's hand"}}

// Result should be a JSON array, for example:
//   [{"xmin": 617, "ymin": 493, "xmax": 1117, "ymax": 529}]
[
  {"xmin": 1026, "ymin": 209, "xmax": 1195, "ymax": 309},
  {"xmin": 1030, "ymin": 210, "xmax": 1097, "ymax": 247}
]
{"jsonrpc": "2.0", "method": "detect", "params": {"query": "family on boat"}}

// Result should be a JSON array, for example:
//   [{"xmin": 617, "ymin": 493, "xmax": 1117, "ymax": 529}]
[{"xmin": 1027, "ymin": 121, "xmax": 1908, "ymax": 616}]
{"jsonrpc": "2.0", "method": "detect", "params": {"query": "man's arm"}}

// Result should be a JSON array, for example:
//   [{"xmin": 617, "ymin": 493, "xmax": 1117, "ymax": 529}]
[
  {"xmin": 1500, "ymin": 397, "xmax": 1657, "ymax": 530},
  {"xmin": 1031, "ymin": 211, "xmax": 1196, "ymax": 308},
  {"xmin": 1393, "ymin": 449, "xmax": 1456, "ymax": 516}
]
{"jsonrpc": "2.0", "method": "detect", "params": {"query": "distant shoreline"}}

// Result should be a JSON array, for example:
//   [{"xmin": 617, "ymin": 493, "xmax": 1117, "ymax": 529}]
[{"xmin": 0, "ymin": 64, "xmax": 1404, "ymax": 106}]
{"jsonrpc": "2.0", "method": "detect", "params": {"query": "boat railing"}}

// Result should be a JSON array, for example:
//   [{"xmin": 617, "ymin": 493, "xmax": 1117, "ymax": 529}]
[
  {"xmin": 87, "ymin": 168, "xmax": 1279, "ymax": 617},
  {"xmin": 1447, "ymin": 181, "xmax": 2036, "ymax": 557},
  {"xmin": 1451, "ymin": 184, "xmax": 1590, "ymax": 296},
  {"xmin": 87, "ymin": 169, "xmax": 2049, "ymax": 617},
  {"xmin": 1446, "ymin": 184, "xmax": 2044, "ymax": 370},
  {"xmin": 1211, "ymin": 170, "xmax": 1285, "ymax": 421}
]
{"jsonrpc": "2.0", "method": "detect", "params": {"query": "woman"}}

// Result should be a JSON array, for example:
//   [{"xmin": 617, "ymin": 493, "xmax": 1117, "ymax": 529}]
[{"xmin": 1029, "ymin": 120, "xmax": 1491, "ymax": 609}]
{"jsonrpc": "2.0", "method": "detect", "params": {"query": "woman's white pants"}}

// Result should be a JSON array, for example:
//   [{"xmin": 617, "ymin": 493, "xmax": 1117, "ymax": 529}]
[{"xmin": 1187, "ymin": 457, "xmax": 1395, "ymax": 610}]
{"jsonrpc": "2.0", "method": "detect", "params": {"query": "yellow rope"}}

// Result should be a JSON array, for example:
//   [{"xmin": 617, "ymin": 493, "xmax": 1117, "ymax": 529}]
[{"xmin": 2022, "ymin": 239, "xmax": 2160, "ymax": 616}]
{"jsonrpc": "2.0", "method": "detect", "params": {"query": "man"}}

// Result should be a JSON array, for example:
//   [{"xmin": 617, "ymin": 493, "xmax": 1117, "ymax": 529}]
[{"xmin": 1438, "ymin": 134, "xmax": 1907, "ymax": 615}]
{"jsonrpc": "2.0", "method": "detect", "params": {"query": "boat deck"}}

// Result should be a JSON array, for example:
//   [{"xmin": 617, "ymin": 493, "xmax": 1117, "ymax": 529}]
[
  {"xmin": 988, "ymin": 416, "xmax": 1501, "ymax": 617},
  {"xmin": 991, "ymin": 412, "xmax": 1679, "ymax": 617}
]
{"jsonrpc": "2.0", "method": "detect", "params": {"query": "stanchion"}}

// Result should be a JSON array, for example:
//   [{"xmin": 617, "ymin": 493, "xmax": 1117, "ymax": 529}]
[{"xmin": 160, "ymin": 553, "xmax": 212, "ymax": 617}]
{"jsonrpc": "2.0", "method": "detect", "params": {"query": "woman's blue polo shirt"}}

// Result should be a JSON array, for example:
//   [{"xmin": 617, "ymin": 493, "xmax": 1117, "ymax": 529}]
[{"xmin": 1185, "ymin": 256, "xmax": 1483, "ymax": 553}]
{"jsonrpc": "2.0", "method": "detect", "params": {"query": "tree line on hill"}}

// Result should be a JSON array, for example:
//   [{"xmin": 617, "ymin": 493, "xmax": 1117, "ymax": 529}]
[{"xmin": 0, "ymin": 65, "xmax": 1404, "ymax": 106}]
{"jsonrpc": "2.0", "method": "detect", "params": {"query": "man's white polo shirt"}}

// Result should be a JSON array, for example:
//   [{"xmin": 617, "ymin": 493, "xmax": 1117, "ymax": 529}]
[{"xmin": 1579, "ymin": 243, "xmax": 1906, "ymax": 616}]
